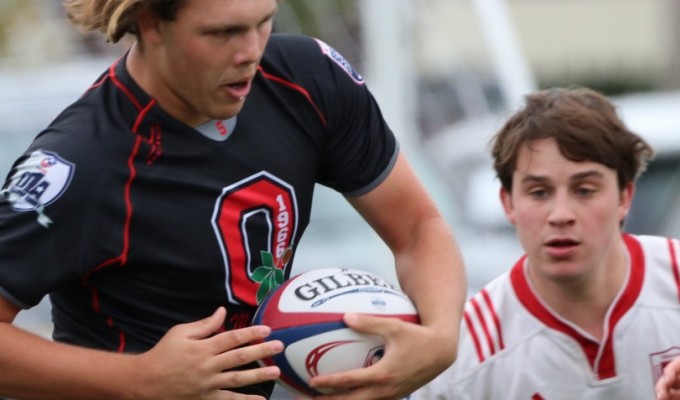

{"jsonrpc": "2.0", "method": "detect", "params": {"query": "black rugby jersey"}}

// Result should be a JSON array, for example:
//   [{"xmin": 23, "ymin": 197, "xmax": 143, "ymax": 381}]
[{"xmin": 0, "ymin": 34, "xmax": 397, "ymax": 394}]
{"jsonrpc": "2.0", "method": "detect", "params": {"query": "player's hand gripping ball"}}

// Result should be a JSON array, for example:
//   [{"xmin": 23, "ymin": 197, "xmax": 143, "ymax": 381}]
[{"xmin": 252, "ymin": 267, "xmax": 420, "ymax": 398}]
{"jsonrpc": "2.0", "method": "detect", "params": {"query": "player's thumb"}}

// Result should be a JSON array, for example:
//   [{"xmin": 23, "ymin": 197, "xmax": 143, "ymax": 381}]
[
  {"xmin": 187, "ymin": 306, "xmax": 227, "ymax": 339},
  {"xmin": 344, "ymin": 312, "xmax": 395, "ymax": 335}
]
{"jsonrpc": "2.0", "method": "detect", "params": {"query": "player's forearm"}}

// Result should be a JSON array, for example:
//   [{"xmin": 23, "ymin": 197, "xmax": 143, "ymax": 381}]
[
  {"xmin": 396, "ymin": 215, "xmax": 466, "ymax": 348},
  {"xmin": 0, "ymin": 322, "xmax": 140, "ymax": 400}
]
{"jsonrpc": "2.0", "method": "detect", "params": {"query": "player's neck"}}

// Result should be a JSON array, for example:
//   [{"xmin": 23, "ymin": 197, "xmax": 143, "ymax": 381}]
[
  {"xmin": 126, "ymin": 43, "xmax": 210, "ymax": 128},
  {"xmin": 527, "ymin": 242, "xmax": 630, "ymax": 340}
]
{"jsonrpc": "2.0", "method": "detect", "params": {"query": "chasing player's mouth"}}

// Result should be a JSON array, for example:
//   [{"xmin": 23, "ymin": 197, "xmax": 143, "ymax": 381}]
[
  {"xmin": 544, "ymin": 238, "xmax": 580, "ymax": 258},
  {"xmin": 545, "ymin": 238, "xmax": 580, "ymax": 248}
]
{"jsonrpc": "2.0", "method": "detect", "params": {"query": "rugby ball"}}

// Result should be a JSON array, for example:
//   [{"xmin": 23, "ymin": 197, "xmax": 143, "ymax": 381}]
[{"xmin": 252, "ymin": 267, "xmax": 420, "ymax": 398}]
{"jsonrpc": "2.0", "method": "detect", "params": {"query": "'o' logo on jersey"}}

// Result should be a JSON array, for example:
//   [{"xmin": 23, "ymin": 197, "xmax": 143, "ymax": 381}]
[
  {"xmin": 5, "ymin": 149, "xmax": 75, "ymax": 212},
  {"xmin": 315, "ymin": 39, "xmax": 364, "ymax": 85}
]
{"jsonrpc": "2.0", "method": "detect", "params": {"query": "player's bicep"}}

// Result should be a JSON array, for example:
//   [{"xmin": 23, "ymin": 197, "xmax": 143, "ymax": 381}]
[{"xmin": 347, "ymin": 152, "xmax": 441, "ymax": 253}]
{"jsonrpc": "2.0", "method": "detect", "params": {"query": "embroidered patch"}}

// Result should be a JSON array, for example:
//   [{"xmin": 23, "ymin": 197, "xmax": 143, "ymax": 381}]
[
  {"xmin": 315, "ymin": 39, "xmax": 364, "ymax": 85},
  {"xmin": 650, "ymin": 346, "xmax": 680, "ymax": 383},
  {"xmin": 3, "ymin": 150, "xmax": 75, "ymax": 227}
]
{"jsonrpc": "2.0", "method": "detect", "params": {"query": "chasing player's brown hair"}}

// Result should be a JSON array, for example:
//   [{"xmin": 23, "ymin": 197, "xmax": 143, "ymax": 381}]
[{"xmin": 491, "ymin": 87, "xmax": 655, "ymax": 192}]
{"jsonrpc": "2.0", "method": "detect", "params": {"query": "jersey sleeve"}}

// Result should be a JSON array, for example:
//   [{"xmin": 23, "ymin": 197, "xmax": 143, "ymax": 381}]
[
  {"xmin": 408, "ymin": 283, "xmax": 509, "ymax": 400},
  {"xmin": 265, "ymin": 35, "xmax": 399, "ymax": 196},
  {"xmin": 0, "ymin": 111, "xmax": 130, "ymax": 308},
  {"xmin": 313, "ymin": 38, "xmax": 399, "ymax": 196},
  {"xmin": 407, "ymin": 325, "xmax": 475, "ymax": 400}
]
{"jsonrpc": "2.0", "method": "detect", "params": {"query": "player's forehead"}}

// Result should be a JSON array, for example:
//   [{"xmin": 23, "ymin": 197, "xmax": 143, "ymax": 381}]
[
  {"xmin": 513, "ymin": 139, "xmax": 614, "ymax": 186},
  {"xmin": 169, "ymin": 0, "xmax": 277, "ymax": 30},
  {"xmin": 178, "ymin": 0, "xmax": 280, "ymax": 17}
]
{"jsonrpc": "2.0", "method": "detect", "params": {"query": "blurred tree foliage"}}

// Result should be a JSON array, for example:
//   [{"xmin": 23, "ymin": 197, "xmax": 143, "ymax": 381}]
[
  {"xmin": 275, "ymin": 0, "xmax": 362, "ymax": 67},
  {"xmin": 0, "ymin": 0, "xmax": 29, "ymax": 56},
  {"xmin": 0, "ymin": 0, "xmax": 362, "ymax": 65},
  {"xmin": 276, "ymin": 0, "xmax": 357, "ymax": 37}
]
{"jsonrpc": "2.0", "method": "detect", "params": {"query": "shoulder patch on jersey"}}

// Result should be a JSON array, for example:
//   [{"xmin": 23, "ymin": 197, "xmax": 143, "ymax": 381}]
[
  {"xmin": 314, "ymin": 38, "xmax": 365, "ymax": 85},
  {"xmin": 4, "ymin": 150, "xmax": 75, "ymax": 215}
]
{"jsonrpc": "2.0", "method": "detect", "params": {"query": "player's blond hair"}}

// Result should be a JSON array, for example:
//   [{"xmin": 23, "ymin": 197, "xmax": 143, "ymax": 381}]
[{"xmin": 63, "ymin": 0, "xmax": 185, "ymax": 43}]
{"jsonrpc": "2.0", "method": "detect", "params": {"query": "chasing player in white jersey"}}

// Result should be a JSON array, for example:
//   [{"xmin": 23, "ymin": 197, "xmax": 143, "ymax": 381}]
[{"xmin": 409, "ymin": 87, "xmax": 680, "ymax": 400}]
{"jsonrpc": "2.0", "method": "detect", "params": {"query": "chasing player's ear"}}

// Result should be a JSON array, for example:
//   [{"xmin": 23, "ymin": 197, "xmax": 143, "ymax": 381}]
[
  {"xmin": 618, "ymin": 182, "xmax": 635, "ymax": 225},
  {"xmin": 500, "ymin": 187, "xmax": 516, "ymax": 225}
]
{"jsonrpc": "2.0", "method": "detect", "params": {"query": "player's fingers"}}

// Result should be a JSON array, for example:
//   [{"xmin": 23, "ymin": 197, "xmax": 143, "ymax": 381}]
[
  {"xmin": 213, "ymin": 363, "xmax": 281, "ymax": 391},
  {"xmin": 657, "ymin": 367, "xmax": 680, "ymax": 400},
  {"xmin": 309, "ymin": 383, "xmax": 396, "ymax": 400},
  {"xmin": 175, "ymin": 307, "xmax": 227, "ymax": 340},
  {"xmin": 214, "ymin": 390, "xmax": 269, "ymax": 400},
  {"xmin": 309, "ymin": 366, "xmax": 376, "ymax": 396},
  {"xmin": 343, "ymin": 313, "xmax": 402, "ymax": 336},
  {"xmin": 657, "ymin": 375, "xmax": 670, "ymax": 400},
  {"xmin": 212, "ymin": 339, "xmax": 284, "ymax": 371},
  {"xmin": 205, "ymin": 324, "xmax": 274, "ymax": 355}
]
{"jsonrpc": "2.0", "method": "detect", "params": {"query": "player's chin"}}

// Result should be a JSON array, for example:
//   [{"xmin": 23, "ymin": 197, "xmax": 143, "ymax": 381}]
[
  {"xmin": 207, "ymin": 100, "xmax": 245, "ymax": 120},
  {"xmin": 213, "ymin": 106, "xmax": 243, "ymax": 120}
]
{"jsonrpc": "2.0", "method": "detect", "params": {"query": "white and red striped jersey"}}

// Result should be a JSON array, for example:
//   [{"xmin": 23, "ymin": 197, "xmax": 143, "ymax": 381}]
[{"xmin": 410, "ymin": 234, "xmax": 680, "ymax": 400}]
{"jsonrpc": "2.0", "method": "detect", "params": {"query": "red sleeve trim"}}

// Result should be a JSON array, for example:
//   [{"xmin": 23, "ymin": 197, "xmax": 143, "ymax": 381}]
[{"xmin": 257, "ymin": 66, "xmax": 328, "ymax": 127}]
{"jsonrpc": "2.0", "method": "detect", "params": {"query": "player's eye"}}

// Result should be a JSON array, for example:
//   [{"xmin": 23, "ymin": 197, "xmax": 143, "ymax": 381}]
[
  {"xmin": 527, "ymin": 188, "xmax": 549, "ymax": 199},
  {"xmin": 575, "ymin": 187, "xmax": 595, "ymax": 197}
]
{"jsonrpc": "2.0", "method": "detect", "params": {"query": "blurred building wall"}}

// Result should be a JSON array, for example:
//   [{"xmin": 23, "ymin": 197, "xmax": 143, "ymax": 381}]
[{"xmin": 416, "ymin": 0, "xmax": 677, "ymax": 90}]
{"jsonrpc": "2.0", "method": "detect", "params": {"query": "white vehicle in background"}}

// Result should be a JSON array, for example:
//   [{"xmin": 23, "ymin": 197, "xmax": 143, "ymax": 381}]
[{"xmin": 615, "ymin": 90, "xmax": 680, "ymax": 237}]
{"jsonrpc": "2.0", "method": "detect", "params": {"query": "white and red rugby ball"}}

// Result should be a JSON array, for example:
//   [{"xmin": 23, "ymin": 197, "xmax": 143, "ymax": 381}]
[{"xmin": 252, "ymin": 267, "xmax": 420, "ymax": 398}]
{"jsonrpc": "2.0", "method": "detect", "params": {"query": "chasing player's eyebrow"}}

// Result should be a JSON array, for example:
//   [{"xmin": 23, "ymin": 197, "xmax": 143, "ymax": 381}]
[{"xmin": 519, "ymin": 170, "xmax": 606, "ymax": 187}]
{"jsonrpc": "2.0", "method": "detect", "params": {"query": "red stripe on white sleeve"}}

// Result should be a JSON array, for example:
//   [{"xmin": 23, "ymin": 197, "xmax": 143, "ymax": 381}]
[
  {"xmin": 464, "ymin": 309, "xmax": 486, "ymax": 363},
  {"xmin": 668, "ymin": 238, "xmax": 680, "ymax": 303},
  {"xmin": 470, "ymin": 296, "xmax": 496, "ymax": 355},
  {"xmin": 481, "ymin": 289, "xmax": 505, "ymax": 350}
]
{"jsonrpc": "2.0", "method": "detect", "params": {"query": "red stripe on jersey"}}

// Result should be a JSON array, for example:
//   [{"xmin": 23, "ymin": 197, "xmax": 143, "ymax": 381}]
[
  {"xmin": 597, "ymin": 235, "xmax": 644, "ymax": 378},
  {"xmin": 257, "ymin": 66, "xmax": 328, "ymax": 126},
  {"xmin": 87, "ymin": 135, "xmax": 142, "ymax": 274},
  {"xmin": 464, "ymin": 310, "xmax": 486, "ymax": 363},
  {"xmin": 81, "ymin": 136, "xmax": 142, "ymax": 353},
  {"xmin": 669, "ymin": 238, "xmax": 680, "ymax": 303},
  {"xmin": 90, "ymin": 287, "xmax": 100, "ymax": 313},
  {"xmin": 481, "ymin": 289, "xmax": 505, "ymax": 350},
  {"xmin": 118, "ymin": 136, "xmax": 143, "ymax": 266},
  {"xmin": 118, "ymin": 330, "xmax": 126, "ymax": 353},
  {"xmin": 108, "ymin": 59, "xmax": 159, "ymax": 139},
  {"xmin": 80, "ymin": 58, "xmax": 157, "ymax": 353},
  {"xmin": 512, "ymin": 260, "xmax": 600, "ymax": 369},
  {"xmin": 132, "ymin": 98, "xmax": 157, "ymax": 133},
  {"xmin": 109, "ymin": 62, "xmax": 144, "ymax": 111},
  {"xmin": 470, "ymin": 296, "xmax": 496, "ymax": 355},
  {"xmin": 107, "ymin": 58, "xmax": 163, "ymax": 160},
  {"xmin": 89, "ymin": 74, "xmax": 109, "ymax": 91},
  {"xmin": 511, "ymin": 234, "xmax": 645, "ymax": 380}
]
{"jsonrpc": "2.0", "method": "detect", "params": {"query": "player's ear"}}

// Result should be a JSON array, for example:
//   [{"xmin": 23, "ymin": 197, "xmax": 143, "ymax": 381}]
[
  {"xmin": 618, "ymin": 182, "xmax": 635, "ymax": 223},
  {"xmin": 136, "ymin": 7, "xmax": 164, "ymax": 46},
  {"xmin": 500, "ymin": 187, "xmax": 516, "ymax": 225}
]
